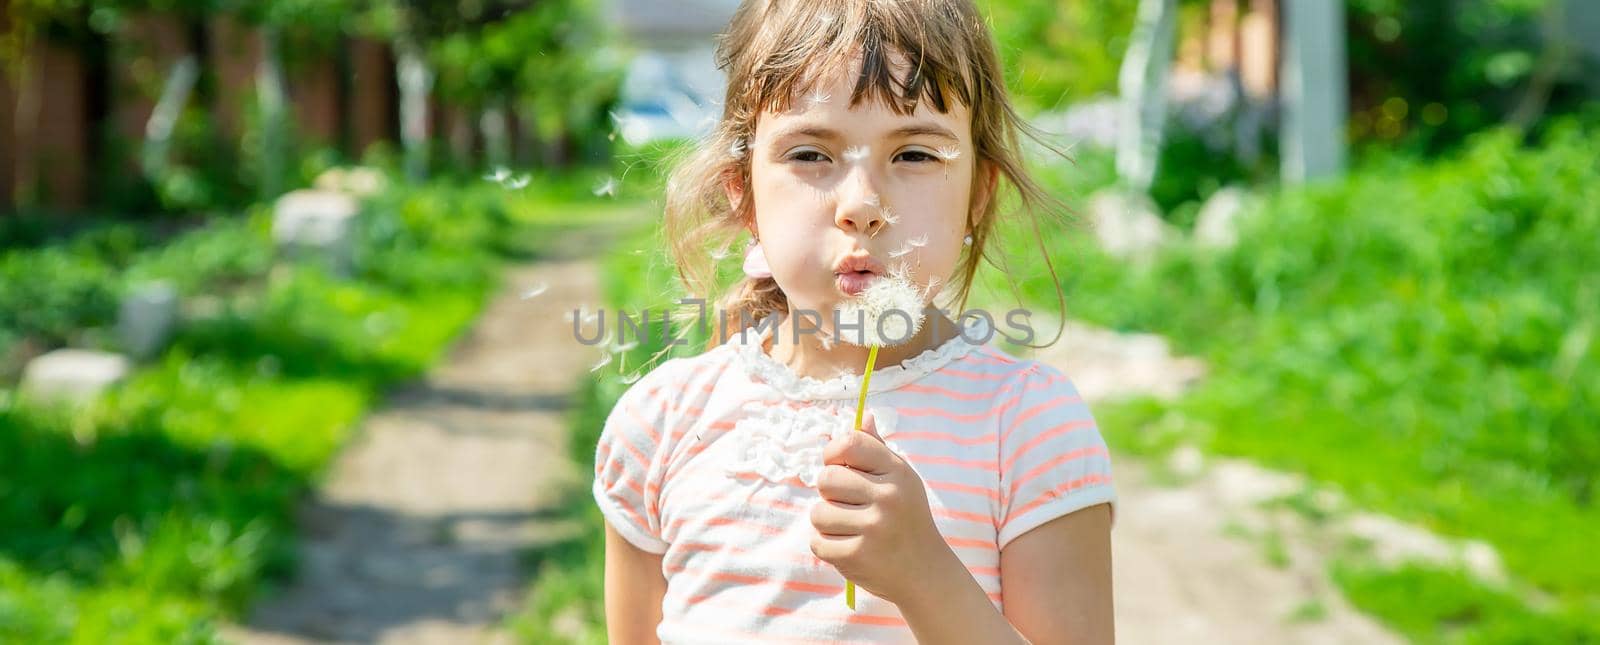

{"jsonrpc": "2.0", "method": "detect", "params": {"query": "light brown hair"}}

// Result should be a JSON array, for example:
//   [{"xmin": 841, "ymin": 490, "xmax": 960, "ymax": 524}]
[{"xmin": 662, "ymin": 0, "xmax": 1068, "ymax": 351}]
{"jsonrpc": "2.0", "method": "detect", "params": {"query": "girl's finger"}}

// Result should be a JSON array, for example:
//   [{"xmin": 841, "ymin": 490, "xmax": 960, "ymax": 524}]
[
  {"xmin": 810, "ymin": 531, "xmax": 863, "ymax": 563},
  {"xmin": 823, "ymin": 428, "xmax": 896, "ymax": 475},
  {"xmin": 809, "ymin": 498, "xmax": 872, "ymax": 536},
  {"xmin": 815, "ymin": 464, "xmax": 874, "ymax": 504}
]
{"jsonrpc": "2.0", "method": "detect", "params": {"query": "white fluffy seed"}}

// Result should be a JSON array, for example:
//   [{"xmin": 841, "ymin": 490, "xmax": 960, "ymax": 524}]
[{"xmin": 832, "ymin": 265, "xmax": 927, "ymax": 347}]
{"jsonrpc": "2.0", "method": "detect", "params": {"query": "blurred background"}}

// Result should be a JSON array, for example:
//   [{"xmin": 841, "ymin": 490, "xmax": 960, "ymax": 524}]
[{"xmin": 2, "ymin": 0, "xmax": 1597, "ymax": 643}]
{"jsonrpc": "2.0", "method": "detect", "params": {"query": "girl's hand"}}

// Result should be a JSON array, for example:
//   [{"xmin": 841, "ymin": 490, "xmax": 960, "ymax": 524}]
[{"xmin": 809, "ymin": 411, "xmax": 961, "ymax": 607}]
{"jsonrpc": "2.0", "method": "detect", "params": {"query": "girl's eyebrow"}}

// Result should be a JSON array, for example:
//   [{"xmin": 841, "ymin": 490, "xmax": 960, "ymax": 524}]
[
  {"xmin": 768, "ymin": 122, "xmax": 960, "ymax": 144},
  {"xmin": 890, "ymin": 124, "xmax": 960, "ymax": 142}
]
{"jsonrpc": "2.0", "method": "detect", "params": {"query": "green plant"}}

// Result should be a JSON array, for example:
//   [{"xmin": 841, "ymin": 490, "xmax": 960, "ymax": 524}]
[{"xmin": 1001, "ymin": 121, "xmax": 1600, "ymax": 639}]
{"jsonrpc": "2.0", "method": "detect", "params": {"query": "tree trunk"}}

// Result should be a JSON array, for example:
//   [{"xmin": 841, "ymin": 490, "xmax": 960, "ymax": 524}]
[
  {"xmin": 256, "ymin": 27, "xmax": 288, "ymax": 198},
  {"xmin": 395, "ymin": 35, "xmax": 432, "ymax": 181},
  {"xmin": 1116, "ymin": 0, "xmax": 1178, "ymax": 193},
  {"xmin": 1279, "ymin": 0, "xmax": 1347, "ymax": 183}
]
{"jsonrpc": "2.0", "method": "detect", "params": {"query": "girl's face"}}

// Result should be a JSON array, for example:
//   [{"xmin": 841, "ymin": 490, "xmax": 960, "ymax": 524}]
[{"xmin": 741, "ymin": 58, "xmax": 989, "ymax": 319}]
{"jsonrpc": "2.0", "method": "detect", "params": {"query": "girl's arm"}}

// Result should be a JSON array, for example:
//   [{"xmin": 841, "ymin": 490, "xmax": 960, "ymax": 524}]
[
  {"xmin": 998, "ymin": 502, "xmax": 1115, "ymax": 644},
  {"xmin": 603, "ymin": 520, "xmax": 667, "ymax": 645},
  {"xmin": 897, "ymin": 502, "xmax": 1114, "ymax": 645}
]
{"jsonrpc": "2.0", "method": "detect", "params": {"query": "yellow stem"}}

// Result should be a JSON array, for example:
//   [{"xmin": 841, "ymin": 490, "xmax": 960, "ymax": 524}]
[{"xmin": 845, "ymin": 344, "xmax": 880, "ymax": 611}]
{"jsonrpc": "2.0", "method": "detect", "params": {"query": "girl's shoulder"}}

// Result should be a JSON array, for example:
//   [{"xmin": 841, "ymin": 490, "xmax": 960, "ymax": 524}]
[{"xmin": 610, "ymin": 341, "xmax": 745, "ymax": 410}]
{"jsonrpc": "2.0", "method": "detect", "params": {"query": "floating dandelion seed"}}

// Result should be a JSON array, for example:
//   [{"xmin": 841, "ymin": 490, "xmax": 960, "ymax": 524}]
[
  {"xmin": 818, "ymin": 333, "xmax": 835, "ymax": 351},
  {"xmin": 521, "ymin": 282, "xmax": 549, "ymax": 300},
  {"xmin": 564, "ymin": 307, "xmax": 600, "ymax": 326},
  {"xmin": 864, "ymin": 194, "xmax": 880, "ymax": 207},
  {"xmin": 729, "ymin": 138, "xmax": 747, "ymax": 159},
  {"xmin": 804, "ymin": 88, "xmax": 832, "ymax": 108},
  {"xmin": 484, "ymin": 167, "xmax": 511, "ymax": 183},
  {"xmin": 621, "ymin": 372, "xmax": 642, "ymax": 384},
  {"xmin": 842, "ymin": 146, "xmax": 869, "ymax": 163},
  {"xmin": 936, "ymin": 146, "xmax": 962, "ymax": 161},
  {"xmin": 590, "ymin": 351, "xmax": 612, "ymax": 373},
  {"xmin": 881, "ymin": 207, "xmax": 900, "ymax": 225},
  {"xmin": 888, "ymin": 245, "xmax": 914, "ymax": 259},
  {"xmin": 610, "ymin": 338, "xmax": 639, "ymax": 353},
  {"xmin": 507, "ymin": 174, "xmax": 530, "ymax": 189},
  {"xmin": 593, "ymin": 176, "xmax": 619, "ymax": 198},
  {"xmin": 906, "ymin": 234, "xmax": 929, "ymax": 248},
  {"xmin": 709, "ymin": 243, "xmax": 735, "ymax": 261}
]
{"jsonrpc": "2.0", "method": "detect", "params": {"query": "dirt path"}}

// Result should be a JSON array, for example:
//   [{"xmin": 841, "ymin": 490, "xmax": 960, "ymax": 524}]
[
  {"xmin": 229, "ymin": 236, "xmax": 605, "ymax": 644},
  {"xmin": 1029, "ymin": 321, "xmax": 1405, "ymax": 645}
]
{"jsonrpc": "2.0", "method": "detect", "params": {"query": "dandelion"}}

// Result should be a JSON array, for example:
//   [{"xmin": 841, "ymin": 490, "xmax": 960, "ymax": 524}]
[
  {"xmin": 521, "ymin": 282, "xmax": 549, "ymax": 300},
  {"xmin": 842, "ymin": 145, "xmax": 869, "ymax": 163},
  {"xmin": 888, "ymin": 245, "xmax": 914, "ymax": 259},
  {"xmin": 881, "ymin": 207, "xmax": 901, "ymax": 225},
  {"xmin": 831, "ymin": 264, "xmax": 926, "ymax": 611},
  {"xmin": 484, "ymin": 167, "xmax": 511, "ymax": 183},
  {"xmin": 507, "ymin": 174, "xmax": 530, "ymax": 189},
  {"xmin": 590, "ymin": 351, "xmax": 612, "ymax": 373},
  {"xmin": 729, "ymin": 138, "xmax": 747, "ymax": 159},
  {"xmin": 935, "ymin": 146, "xmax": 962, "ymax": 161},
  {"xmin": 593, "ymin": 176, "xmax": 619, "ymax": 198},
  {"xmin": 905, "ymin": 234, "xmax": 929, "ymax": 248}
]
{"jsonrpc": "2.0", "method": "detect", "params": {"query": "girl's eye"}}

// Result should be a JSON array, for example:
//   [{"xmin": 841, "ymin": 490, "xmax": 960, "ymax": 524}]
[
  {"xmin": 895, "ymin": 150, "xmax": 939, "ymax": 163},
  {"xmin": 787, "ymin": 149, "xmax": 831, "ymax": 163}
]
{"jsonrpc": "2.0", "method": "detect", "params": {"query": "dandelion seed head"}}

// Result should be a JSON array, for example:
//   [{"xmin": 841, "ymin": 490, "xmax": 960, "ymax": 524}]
[
  {"xmin": 936, "ymin": 146, "xmax": 962, "ymax": 161},
  {"xmin": 833, "ymin": 265, "xmax": 926, "ymax": 347},
  {"xmin": 881, "ymin": 207, "xmax": 900, "ymax": 225}
]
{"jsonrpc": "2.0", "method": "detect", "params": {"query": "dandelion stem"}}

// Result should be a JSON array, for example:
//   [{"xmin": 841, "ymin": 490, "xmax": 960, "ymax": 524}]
[{"xmin": 845, "ymin": 343, "xmax": 880, "ymax": 611}]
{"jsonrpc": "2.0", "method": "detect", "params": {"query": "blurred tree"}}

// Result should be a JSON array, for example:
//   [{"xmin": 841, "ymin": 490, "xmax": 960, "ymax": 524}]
[
  {"xmin": 1346, "ymin": 0, "xmax": 1595, "ymax": 155},
  {"xmin": 984, "ymin": 0, "xmax": 1140, "ymax": 111}
]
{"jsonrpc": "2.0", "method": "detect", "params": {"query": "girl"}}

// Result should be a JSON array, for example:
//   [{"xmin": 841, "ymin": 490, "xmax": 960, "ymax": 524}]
[{"xmin": 593, "ymin": 0, "xmax": 1117, "ymax": 642}]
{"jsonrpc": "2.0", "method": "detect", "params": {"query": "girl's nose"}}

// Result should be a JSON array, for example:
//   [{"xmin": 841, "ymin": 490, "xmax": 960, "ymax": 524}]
[
  {"xmin": 836, "ymin": 204, "xmax": 885, "ymax": 237},
  {"xmin": 835, "ymin": 171, "xmax": 886, "ymax": 237}
]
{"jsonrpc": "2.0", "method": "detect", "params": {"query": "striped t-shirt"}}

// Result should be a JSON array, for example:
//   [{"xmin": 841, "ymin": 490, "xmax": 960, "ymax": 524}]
[{"xmin": 592, "ymin": 317, "xmax": 1118, "ymax": 643}]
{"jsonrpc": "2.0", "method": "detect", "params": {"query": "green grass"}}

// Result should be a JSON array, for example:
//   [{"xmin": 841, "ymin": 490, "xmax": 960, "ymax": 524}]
[
  {"xmin": 0, "ymin": 172, "xmax": 574, "ymax": 642},
  {"xmin": 995, "ymin": 124, "xmax": 1600, "ymax": 640}
]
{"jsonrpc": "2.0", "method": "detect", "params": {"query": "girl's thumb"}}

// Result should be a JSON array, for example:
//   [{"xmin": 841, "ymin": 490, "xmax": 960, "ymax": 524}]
[{"xmin": 858, "ymin": 410, "xmax": 884, "ymax": 442}]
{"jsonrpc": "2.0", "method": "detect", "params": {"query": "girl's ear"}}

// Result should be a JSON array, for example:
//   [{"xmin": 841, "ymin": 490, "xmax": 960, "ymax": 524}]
[{"xmin": 722, "ymin": 168, "xmax": 754, "ymax": 235}]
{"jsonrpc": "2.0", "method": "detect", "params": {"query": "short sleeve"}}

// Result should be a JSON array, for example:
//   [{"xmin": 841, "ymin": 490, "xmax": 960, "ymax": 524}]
[
  {"xmin": 592, "ymin": 363, "xmax": 679, "ymax": 555},
  {"xmin": 996, "ymin": 361, "xmax": 1118, "ymax": 550}
]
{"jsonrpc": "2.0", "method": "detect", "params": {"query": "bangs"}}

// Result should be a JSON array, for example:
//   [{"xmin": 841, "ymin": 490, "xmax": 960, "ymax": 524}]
[{"xmin": 721, "ymin": 0, "xmax": 981, "ymax": 117}]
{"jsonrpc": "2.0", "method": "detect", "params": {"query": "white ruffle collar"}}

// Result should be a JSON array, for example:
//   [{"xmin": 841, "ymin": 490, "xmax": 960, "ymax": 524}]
[{"xmin": 728, "ymin": 313, "xmax": 988, "ymax": 401}]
